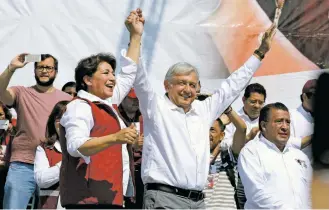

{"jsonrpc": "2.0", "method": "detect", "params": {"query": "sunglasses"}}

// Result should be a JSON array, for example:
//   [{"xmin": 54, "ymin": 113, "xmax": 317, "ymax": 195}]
[{"xmin": 305, "ymin": 92, "xmax": 315, "ymax": 98}]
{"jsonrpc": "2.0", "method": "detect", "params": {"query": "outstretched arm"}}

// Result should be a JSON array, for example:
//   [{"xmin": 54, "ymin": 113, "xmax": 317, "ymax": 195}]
[
  {"xmin": 203, "ymin": 24, "xmax": 277, "ymax": 125},
  {"xmin": 224, "ymin": 107, "xmax": 247, "ymax": 156},
  {"xmin": 0, "ymin": 53, "xmax": 29, "ymax": 106},
  {"xmin": 111, "ymin": 8, "xmax": 145, "ymax": 105}
]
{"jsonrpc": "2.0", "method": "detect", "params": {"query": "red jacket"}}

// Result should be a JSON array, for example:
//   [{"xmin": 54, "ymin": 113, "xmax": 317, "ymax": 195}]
[
  {"xmin": 60, "ymin": 98, "xmax": 124, "ymax": 206},
  {"xmin": 38, "ymin": 143, "xmax": 62, "ymax": 209}
]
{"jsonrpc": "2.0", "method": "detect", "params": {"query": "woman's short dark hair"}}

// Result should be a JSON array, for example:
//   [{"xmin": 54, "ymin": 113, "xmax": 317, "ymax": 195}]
[
  {"xmin": 75, "ymin": 53, "xmax": 116, "ymax": 92},
  {"xmin": 45, "ymin": 100, "xmax": 69, "ymax": 147},
  {"xmin": 0, "ymin": 101, "xmax": 12, "ymax": 123}
]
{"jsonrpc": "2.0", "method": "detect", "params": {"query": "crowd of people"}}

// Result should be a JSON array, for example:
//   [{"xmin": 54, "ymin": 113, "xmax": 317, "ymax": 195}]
[{"xmin": 0, "ymin": 8, "xmax": 328, "ymax": 209}]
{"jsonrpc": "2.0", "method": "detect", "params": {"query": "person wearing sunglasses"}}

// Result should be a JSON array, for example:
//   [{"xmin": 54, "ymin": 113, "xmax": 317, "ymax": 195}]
[{"xmin": 290, "ymin": 79, "xmax": 316, "ymax": 163}]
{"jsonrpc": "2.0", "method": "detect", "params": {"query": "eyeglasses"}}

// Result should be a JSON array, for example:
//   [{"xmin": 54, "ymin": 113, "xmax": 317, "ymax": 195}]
[
  {"xmin": 36, "ymin": 66, "xmax": 55, "ymax": 72},
  {"xmin": 305, "ymin": 92, "xmax": 315, "ymax": 99}
]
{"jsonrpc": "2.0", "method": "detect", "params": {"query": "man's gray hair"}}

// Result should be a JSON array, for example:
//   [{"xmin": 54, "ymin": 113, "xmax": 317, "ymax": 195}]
[{"xmin": 164, "ymin": 62, "xmax": 200, "ymax": 82}]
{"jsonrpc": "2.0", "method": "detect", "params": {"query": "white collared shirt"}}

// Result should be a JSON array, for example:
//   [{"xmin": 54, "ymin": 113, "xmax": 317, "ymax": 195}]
[
  {"xmin": 34, "ymin": 141, "xmax": 64, "ymax": 209},
  {"xmin": 221, "ymin": 108, "xmax": 259, "ymax": 147},
  {"xmin": 60, "ymin": 50, "xmax": 137, "ymax": 196},
  {"xmin": 134, "ymin": 55, "xmax": 261, "ymax": 190},
  {"xmin": 222, "ymin": 108, "xmax": 302, "ymax": 149},
  {"xmin": 290, "ymin": 104, "xmax": 314, "ymax": 162},
  {"xmin": 238, "ymin": 135, "xmax": 312, "ymax": 209},
  {"xmin": 34, "ymin": 141, "xmax": 62, "ymax": 189}
]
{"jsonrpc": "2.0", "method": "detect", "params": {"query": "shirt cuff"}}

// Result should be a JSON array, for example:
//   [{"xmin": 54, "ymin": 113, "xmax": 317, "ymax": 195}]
[
  {"xmin": 76, "ymin": 150, "xmax": 90, "ymax": 164},
  {"xmin": 120, "ymin": 49, "xmax": 138, "ymax": 69},
  {"xmin": 247, "ymin": 55, "xmax": 262, "ymax": 70}
]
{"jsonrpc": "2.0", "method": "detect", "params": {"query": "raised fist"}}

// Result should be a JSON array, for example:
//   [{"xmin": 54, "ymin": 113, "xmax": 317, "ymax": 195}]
[{"xmin": 125, "ymin": 8, "xmax": 145, "ymax": 36}]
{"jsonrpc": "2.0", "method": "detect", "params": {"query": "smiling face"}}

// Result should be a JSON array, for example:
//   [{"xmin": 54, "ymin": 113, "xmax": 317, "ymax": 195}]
[
  {"xmin": 83, "ymin": 61, "xmax": 116, "ymax": 100},
  {"xmin": 261, "ymin": 108, "xmax": 290, "ymax": 150},
  {"xmin": 164, "ymin": 72, "xmax": 198, "ymax": 112}
]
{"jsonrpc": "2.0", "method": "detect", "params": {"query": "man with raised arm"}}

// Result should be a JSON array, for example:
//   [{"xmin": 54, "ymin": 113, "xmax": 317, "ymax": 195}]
[
  {"xmin": 0, "ymin": 53, "xmax": 72, "ymax": 208},
  {"xmin": 133, "ymin": 23, "xmax": 277, "ymax": 209}
]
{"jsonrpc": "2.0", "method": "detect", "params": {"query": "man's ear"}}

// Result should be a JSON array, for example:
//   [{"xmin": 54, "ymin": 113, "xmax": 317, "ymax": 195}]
[
  {"xmin": 301, "ymin": 93, "xmax": 308, "ymax": 102},
  {"xmin": 83, "ymin": 75, "xmax": 92, "ymax": 87},
  {"xmin": 164, "ymin": 80, "xmax": 170, "ymax": 92},
  {"xmin": 260, "ymin": 121, "xmax": 266, "ymax": 132},
  {"xmin": 242, "ymin": 96, "xmax": 246, "ymax": 103},
  {"xmin": 220, "ymin": 132, "xmax": 225, "ymax": 141}
]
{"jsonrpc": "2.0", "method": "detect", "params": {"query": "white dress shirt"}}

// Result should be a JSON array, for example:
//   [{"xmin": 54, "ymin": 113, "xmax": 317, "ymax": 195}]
[
  {"xmin": 222, "ymin": 107, "xmax": 302, "ymax": 149},
  {"xmin": 238, "ymin": 135, "xmax": 312, "ymax": 209},
  {"xmin": 60, "ymin": 50, "xmax": 137, "ymax": 196},
  {"xmin": 34, "ymin": 141, "xmax": 62, "ymax": 189},
  {"xmin": 34, "ymin": 141, "xmax": 63, "ymax": 209},
  {"xmin": 134, "ymin": 55, "xmax": 261, "ymax": 191},
  {"xmin": 290, "ymin": 104, "xmax": 314, "ymax": 162}
]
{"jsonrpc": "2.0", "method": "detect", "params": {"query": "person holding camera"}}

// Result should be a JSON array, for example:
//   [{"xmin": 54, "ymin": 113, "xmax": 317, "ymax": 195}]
[{"xmin": 0, "ymin": 53, "xmax": 72, "ymax": 209}]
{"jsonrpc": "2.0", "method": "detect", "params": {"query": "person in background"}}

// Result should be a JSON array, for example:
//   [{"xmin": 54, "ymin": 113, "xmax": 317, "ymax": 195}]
[
  {"xmin": 61, "ymin": 81, "xmax": 77, "ymax": 97},
  {"xmin": 223, "ymin": 83, "xmax": 266, "ymax": 146},
  {"xmin": 0, "ymin": 53, "xmax": 72, "ymax": 209},
  {"xmin": 238, "ymin": 102, "xmax": 312, "ymax": 209},
  {"xmin": 59, "ymin": 8, "xmax": 144, "ymax": 209},
  {"xmin": 311, "ymin": 72, "xmax": 329, "ymax": 208},
  {"xmin": 118, "ymin": 88, "xmax": 144, "ymax": 209},
  {"xmin": 204, "ymin": 105, "xmax": 247, "ymax": 209},
  {"xmin": 34, "ymin": 100, "xmax": 69, "ymax": 209},
  {"xmin": 0, "ymin": 102, "xmax": 15, "ymax": 208},
  {"xmin": 290, "ymin": 79, "xmax": 316, "ymax": 162},
  {"xmin": 221, "ymin": 83, "xmax": 267, "ymax": 208}
]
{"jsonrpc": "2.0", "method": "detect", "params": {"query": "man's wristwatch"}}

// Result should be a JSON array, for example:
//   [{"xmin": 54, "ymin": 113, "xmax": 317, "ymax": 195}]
[
  {"xmin": 224, "ymin": 106, "xmax": 233, "ymax": 115},
  {"xmin": 254, "ymin": 49, "xmax": 265, "ymax": 60}
]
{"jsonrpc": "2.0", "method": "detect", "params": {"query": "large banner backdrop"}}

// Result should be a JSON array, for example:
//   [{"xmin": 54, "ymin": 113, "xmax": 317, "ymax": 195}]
[{"xmin": 0, "ymin": 0, "xmax": 326, "ymax": 110}]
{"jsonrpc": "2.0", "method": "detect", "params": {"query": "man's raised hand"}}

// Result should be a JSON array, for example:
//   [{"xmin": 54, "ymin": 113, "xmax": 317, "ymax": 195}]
[
  {"xmin": 8, "ymin": 53, "xmax": 29, "ymax": 72},
  {"xmin": 258, "ymin": 23, "xmax": 277, "ymax": 55}
]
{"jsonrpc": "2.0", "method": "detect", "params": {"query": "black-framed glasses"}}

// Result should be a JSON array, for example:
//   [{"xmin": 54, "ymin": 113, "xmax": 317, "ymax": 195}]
[{"xmin": 36, "ymin": 66, "xmax": 55, "ymax": 72}]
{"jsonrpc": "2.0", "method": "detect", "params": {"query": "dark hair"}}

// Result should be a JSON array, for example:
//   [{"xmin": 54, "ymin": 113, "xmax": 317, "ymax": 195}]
[
  {"xmin": 0, "ymin": 101, "xmax": 12, "ymax": 123},
  {"xmin": 75, "ymin": 53, "xmax": 116, "ymax": 92},
  {"xmin": 196, "ymin": 94, "xmax": 210, "ymax": 101},
  {"xmin": 258, "ymin": 102, "xmax": 289, "ymax": 132},
  {"xmin": 45, "ymin": 100, "xmax": 69, "ymax": 147},
  {"xmin": 62, "ymin": 81, "xmax": 76, "ymax": 91},
  {"xmin": 313, "ymin": 73, "xmax": 329, "ymax": 167},
  {"xmin": 216, "ymin": 118, "xmax": 226, "ymax": 132},
  {"xmin": 34, "ymin": 54, "xmax": 58, "ymax": 71},
  {"xmin": 244, "ymin": 83, "xmax": 267, "ymax": 100}
]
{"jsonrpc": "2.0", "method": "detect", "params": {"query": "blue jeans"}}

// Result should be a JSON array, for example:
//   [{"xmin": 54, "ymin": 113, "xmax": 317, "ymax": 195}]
[{"xmin": 3, "ymin": 161, "xmax": 36, "ymax": 209}]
